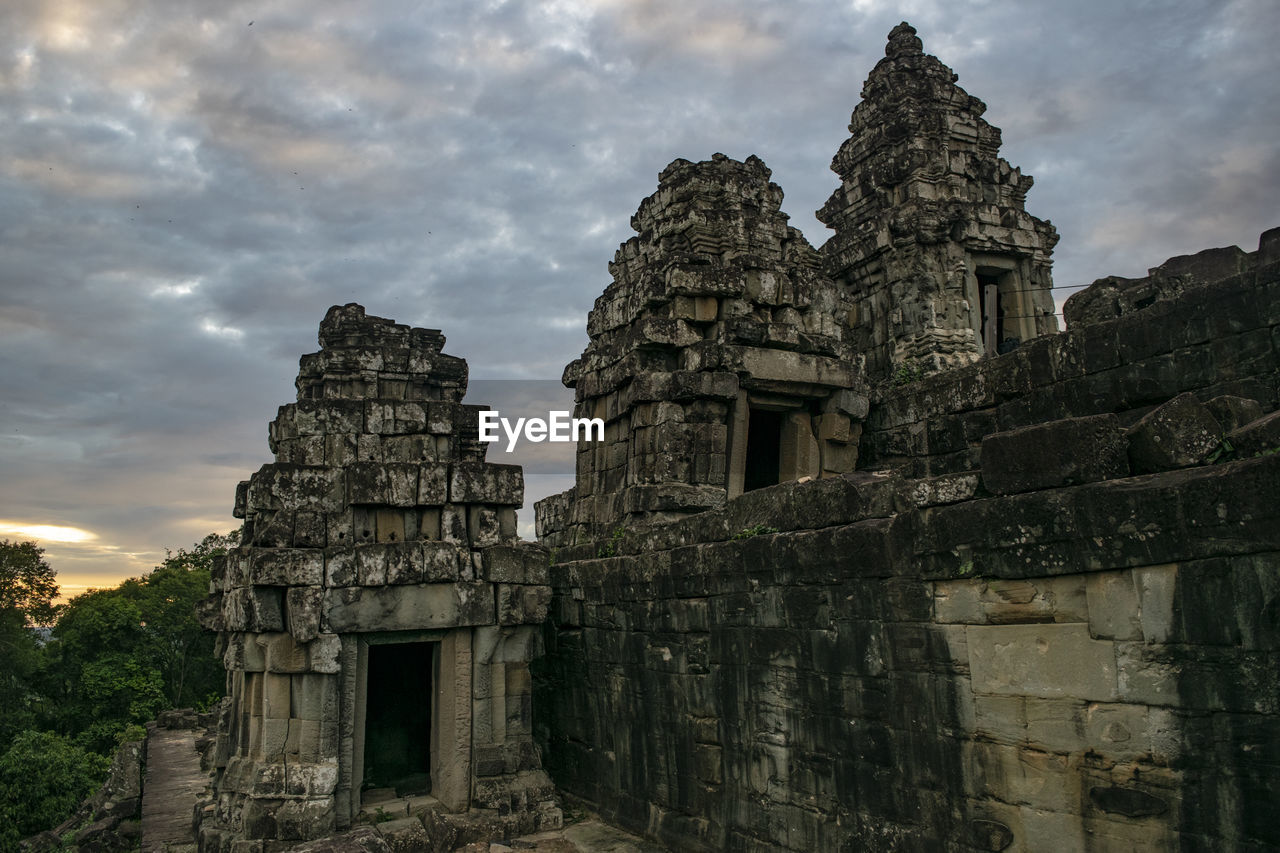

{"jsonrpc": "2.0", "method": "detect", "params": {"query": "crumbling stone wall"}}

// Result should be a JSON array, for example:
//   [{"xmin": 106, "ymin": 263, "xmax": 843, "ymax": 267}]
[
  {"xmin": 535, "ymin": 234, "xmax": 1280, "ymax": 850},
  {"xmin": 535, "ymin": 422, "xmax": 1280, "ymax": 851},
  {"xmin": 198, "ymin": 305, "xmax": 560, "ymax": 852},
  {"xmin": 818, "ymin": 23, "xmax": 1059, "ymax": 380},
  {"xmin": 538, "ymin": 155, "xmax": 864, "ymax": 548},
  {"xmin": 860, "ymin": 228, "xmax": 1280, "ymax": 478},
  {"xmin": 1063, "ymin": 229, "xmax": 1279, "ymax": 328}
]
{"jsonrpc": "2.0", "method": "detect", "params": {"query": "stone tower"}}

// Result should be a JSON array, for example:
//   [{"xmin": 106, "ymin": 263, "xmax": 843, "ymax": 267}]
[
  {"xmin": 198, "ymin": 305, "xmax": 560, "ymax": 851},
  {"xmin": 818, "ymin": 22, "xmax": 1060, "ymax": 380},
  {"xmin": 536, "ymin": 155, "xmax": 864, "ymax": 547}
]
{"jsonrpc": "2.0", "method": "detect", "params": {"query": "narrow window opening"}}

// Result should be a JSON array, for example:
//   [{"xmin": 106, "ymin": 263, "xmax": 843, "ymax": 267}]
[
  {"xmin": 743, "ymin": 409, "xmax": 784, "ymax": 492},
  {"xmin": 364, "ymin": 641, "xmax": 434, "ymax": 797}
]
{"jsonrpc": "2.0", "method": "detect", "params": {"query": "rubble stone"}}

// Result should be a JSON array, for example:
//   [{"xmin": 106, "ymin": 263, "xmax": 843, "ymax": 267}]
[{"xmin": 1126, "ymin": 392, "xmax": 1223, "ymax": 473}]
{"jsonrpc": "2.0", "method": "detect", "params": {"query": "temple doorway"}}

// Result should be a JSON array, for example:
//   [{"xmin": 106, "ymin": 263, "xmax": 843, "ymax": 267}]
[{"xmin": 363, "ymin": 641, "xmax": 435, "ymax": 796}]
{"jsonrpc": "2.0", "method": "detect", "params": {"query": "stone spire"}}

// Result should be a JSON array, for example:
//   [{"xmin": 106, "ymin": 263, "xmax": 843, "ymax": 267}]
[
  {"xmin": 818, "ymin": 22, "xmax": 1059, "ymax": 380},
  {"xmin": 536, "ymin": 154, "xmax": 862, "ymax": 547}
]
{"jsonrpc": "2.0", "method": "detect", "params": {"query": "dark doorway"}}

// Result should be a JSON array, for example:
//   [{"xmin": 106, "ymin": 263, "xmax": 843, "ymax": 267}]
[
  {"xmin": 364, "ymin": 642, "xmax": 434, "ymax": 796},
  {"xmin": 977, "ymin": 270, "xmax": 1008, "ymax": 355},
  {"xmin": 744, "ymin": 409, "xmax": 784, "ymax": 492}
]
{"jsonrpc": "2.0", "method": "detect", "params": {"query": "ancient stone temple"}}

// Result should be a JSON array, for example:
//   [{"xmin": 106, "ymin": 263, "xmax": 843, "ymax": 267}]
[
  {"xmin": 818, "ymin": 22, "xmax": 1060, "ymax": 380},
  {"xmin": 186, "ymin": 22, "xmax": 1280, "ymax": 853},
  {"xmin": 536, "ymin": 154, "xmax": 866, "ymax": 547},
  {"xmin": 197, "ymin": 305, "xmax": 560, "ymax": 851}
]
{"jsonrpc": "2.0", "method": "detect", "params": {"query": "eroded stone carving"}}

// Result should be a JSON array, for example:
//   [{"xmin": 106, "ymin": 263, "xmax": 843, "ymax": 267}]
[
  {"xmin": 818, "ymin": 22, "xmax": 1060, "ymax": 380},
  {"xmin": 536, "ymin": 154, "xmax": 868, "ymax": 547}
]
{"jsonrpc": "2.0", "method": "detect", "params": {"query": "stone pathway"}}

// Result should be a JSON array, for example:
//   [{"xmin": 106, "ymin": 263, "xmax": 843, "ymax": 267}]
[{"xmin": 141, "ymin": 727, "xmax": 210, "ymax": 853}]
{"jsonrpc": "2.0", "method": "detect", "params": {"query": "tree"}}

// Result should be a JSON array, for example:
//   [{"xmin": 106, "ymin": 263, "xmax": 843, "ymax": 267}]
[
  {"xmin": 0, "ymin": 539, "xmax": 58, "ymax": 626},
  {"xmin": 141, "ymin": 530, "xmax": 238, "ymax": 707},
  {"xmin": 39, "ymin": 530, "xmax": 237, "ymax": 749},
  {"xmin": 0, "ymin": 730, "xmax": 108, "ymax": 851},
  {"xmin": 0, "ymin": 541, "xmax": 57, "ymax": 751}
]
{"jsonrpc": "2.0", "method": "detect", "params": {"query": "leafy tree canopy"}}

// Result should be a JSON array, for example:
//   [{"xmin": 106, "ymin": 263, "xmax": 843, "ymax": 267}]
[
  {"xmin": 0, "ymin": 730, "xmax": 109, "ymax": 851},
  {"xmin": 0, "ymin": 539, "xmax": 59, "ymax": 626}
]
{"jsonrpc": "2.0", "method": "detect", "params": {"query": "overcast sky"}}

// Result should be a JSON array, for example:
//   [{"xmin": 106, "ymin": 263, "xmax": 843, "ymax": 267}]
[{"xmin": 2, "ymin": 0, "xmax": 1277, "ymax": 596}]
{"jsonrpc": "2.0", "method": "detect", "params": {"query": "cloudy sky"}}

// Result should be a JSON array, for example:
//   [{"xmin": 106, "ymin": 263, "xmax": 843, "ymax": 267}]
[{"xmin": 2, "ymin": 0, "xmax": 1276, "ymax": 597}]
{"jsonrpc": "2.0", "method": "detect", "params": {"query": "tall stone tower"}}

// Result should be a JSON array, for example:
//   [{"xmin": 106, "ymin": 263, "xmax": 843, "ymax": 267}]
[
  {"xmin": 198, "ymin": 305, "xmax": 560, "ymax": 851},
  {"xmin": 536, "ymin": 155, "xmax": 863, "ymax": 547},
  {"xmin": 818, "ymin": 22, "xmax": 1060, "ymax": 380}
]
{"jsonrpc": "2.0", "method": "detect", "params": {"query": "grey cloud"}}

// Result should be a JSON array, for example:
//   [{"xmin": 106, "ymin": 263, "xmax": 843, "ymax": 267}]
[{"xmin": 1, "ymin": 0, "xmax": 1276, "ymax": 587}]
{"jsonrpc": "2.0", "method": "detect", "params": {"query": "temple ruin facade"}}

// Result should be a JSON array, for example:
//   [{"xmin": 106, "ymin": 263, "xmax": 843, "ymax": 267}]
[
  {"xmin": 196, "ymin": 23, "xmax": 1280, "ymax": 853},
  {"xmin": 197, "ymin": 305, "xmax": 561, "ymax": 851}
]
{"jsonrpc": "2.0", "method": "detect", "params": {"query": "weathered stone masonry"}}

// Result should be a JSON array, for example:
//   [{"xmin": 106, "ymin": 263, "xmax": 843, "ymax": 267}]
[
  {"xmin": 533, "ymin": 251, "xmax": 1280, "ymax": 852},
  {"xmin": 530, "ymin": 23, "xmax": 1280, "ymax": 853},
  {"xmin": 195, "ymin": 20, "xmax": 1280, "ymax": 853},
  {"xmin": 198, "ymin": 305, "xmax": 561, "ymax": 851}
]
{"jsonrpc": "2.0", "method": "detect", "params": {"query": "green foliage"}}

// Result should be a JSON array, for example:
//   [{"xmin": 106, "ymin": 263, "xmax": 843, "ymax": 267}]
[
  {"xmin": 0, "ymin": 608, "xmax": 41, "ymax": 749},
  {"xmin": 892, "ymin": 360, "xmax": 927, "ymax": 386},
  {"xmin": 0, "ymin": 730, "xmax": 109, "ymax": 850},
  {"xmin": 0, "ymin": 541, "xmax": 59, "ymax": 751},
  {"xmin": 0, "ymin": 540, "xmax": 59, "ymax": 626},
  {"xmin": 1206, "ymin": 436, "xmax": 1235, "ymax": 464},
  {"xmin": 733, "ymin": 525, "xmax": 779, "ymax": 539},
  {"xmin": 38, "ymin": 530, "xmax": 236, "ymax": 752},
  {"xmin": 597, "ymin": 526, "xmax": 626, "ymax": 558},
  {"xmin": 0, "ymin": 531, "xmax": 236, "ymax": 844}
]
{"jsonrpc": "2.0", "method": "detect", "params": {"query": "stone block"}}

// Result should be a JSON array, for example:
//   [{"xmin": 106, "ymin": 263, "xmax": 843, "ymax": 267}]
[
  {"xmin": 972, "ymin": 694, "xmax": 1026, "ymax": 745},
  {"xmin": 968, "ymin": 623, "xmax": 1118, "ymax": 701},
  {"xmin": 1225, "ymin": 408, "xmax": 1280, "ymax": 457},
  {"xmin": 248, "ymin": 465, "xmax": 345, "ymax": 513},
  {"xmin": 249, "ymin": 549, "xmax": 294, "ymax": 586},
  {"xmin": 323, "ymin": 583, "xmax": 495, "ymax": 632},
  {"xmin": 468, "ymin": 506, "xmax": 504, "ymax": 547},
  {"xmin": 421, "ymin": 541, "xmax": 463, "ymax": 581},
  {"xmin": 441, "ymin": 507, "xmax": 468, "ymax": 544},
  {"xmin": 822, "ymin": 388, "xmax": 870, "ymax": 420},
  {"xmin": 449, "ymin": 461, "xmax": 524, "ymax": 505},
  {"xmin": 1085, "ymin": 570, "xmax": 1143, "ymax": 641},
  {"xmin": 497, "ymin": 584, "xmax": 552, "ymax": 625},
  {"xmin": 384, "ymin": 542, "xmax": 424, "ymax": 585},
  {"xmin": 260, "ymin": 633, "xmax": 308, "ymax": 674},
  {"xmin": 1204, "ymin": 394, "xmax": 1264, "ymax": 432},
  {"xmin": 1126, "ymin": 392, "xmax": 1222, "ymax": 473},
  {"xmin": 355, "ymin": 543, "xmax": 388, "ymax": 586},
  {"xmin": 966, "ymin": 742, "xmax": 1081, "ymax": 812},
  {"xmin": 1114, "ymin": 642, "xmax": 1179, "ymax": 706},
  {"xmin": 324, "ymin": 549, "xmax": 356, "ymax": 587},
  {"xmin": 934, "ymin": 577, "xmax": 1087, "ymax": 625},
  {"xmin": 1023, "ymin": 698, "xmax": 1084, "ymax": 752},
  {"xmin": 377, "ymin": 817, "xmax": 429, "ymax": 853},
  {"xmin": 309, "ymin": 634, "xmax": 342, "ymax": 674},
  {"xmin": 223, "ymin": 633, "xmax": 257, "ymax": 672},
  {"xmin": 907, "ymin": 471, "xmax": 980, "ymax": 507},
  {"xmin": 225, "ymin": 587, "xmax": 285, "ymax": 633},
  {"xmin": 1132, "ymin": 564, "xmax": 1177, "ymax": 643},
  {"xmin": 287, "ymin": 586, "xmax": 323, "ymax": 643},
  {"xmin": 980, "ymin": 414, "xmax": 1128, "ymax": 495},
  {"xmin": 816, "ymin": 413, "xmax": 851, "ymax": 442},
  {"xmin": 418, "ymin": 464, "xmax": 448, "ymax": 505},
  {"xmin": 480, "ymin": 544, "xmax": 551, "ymax": 585}
]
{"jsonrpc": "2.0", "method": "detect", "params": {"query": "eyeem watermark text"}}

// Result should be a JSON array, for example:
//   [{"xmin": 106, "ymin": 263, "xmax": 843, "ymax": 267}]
[{"xmin": 479, "ymin": 411, "xmax": 604, "ymax": 452}]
